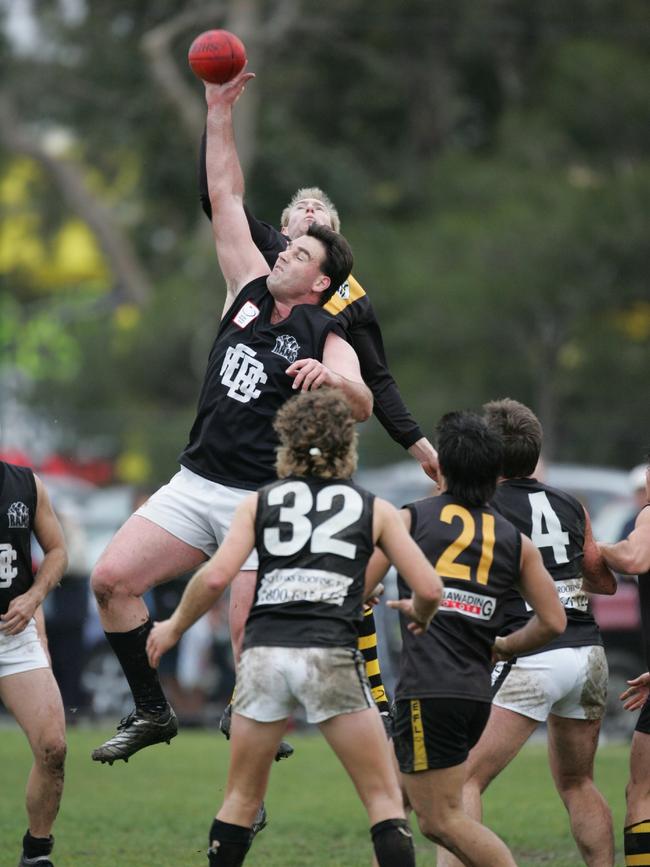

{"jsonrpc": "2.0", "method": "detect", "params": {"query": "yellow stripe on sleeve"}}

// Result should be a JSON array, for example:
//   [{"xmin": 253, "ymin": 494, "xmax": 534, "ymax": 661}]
[{"xmin": 323, "ymin": 274, "xmax": 366, "ymax": 315}]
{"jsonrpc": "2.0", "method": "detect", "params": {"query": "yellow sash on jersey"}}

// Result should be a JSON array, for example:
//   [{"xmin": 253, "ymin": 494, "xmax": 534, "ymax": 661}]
[{"xmin": 323, "ymin": 274, "xmax": 366, "ymax": 316}]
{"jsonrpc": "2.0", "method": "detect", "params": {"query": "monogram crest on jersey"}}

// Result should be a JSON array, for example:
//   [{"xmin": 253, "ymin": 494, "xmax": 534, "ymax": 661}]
[
  {"xmin": 337, "ymin": 280, "xmax": 350, "ymax": 299},
  {"xmin": 232, "ymin": 300, "xmax": 260, "ymax": 330},
  {"xmin": 220, "ymin": 343, "xmax": 268, "ymax": 403},
  {"xmin": 271, "ymin": 334, "xmax": 300, "ymax": 364},
  {"xmin": 7, "ymin": 501, "xmax": 30, "ymax": 529}
]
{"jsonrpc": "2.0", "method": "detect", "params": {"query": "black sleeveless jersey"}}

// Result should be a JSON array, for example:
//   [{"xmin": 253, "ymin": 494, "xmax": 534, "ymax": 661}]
[
  {"xmin": 636, "ymin": 506, "xmax": 650, "ymax": 670},
  {"xmin": 198, "ymin": 132, "xmax": 424, "ymax": 451},
  {"xmin": 180, "ymin": 277, "xmax": 344, "ymax": 490},
  {"xmin": 243, "ymin": 475, "xmax": 375, "ymax": 650},
  {"xmin": 0, "ymin": 462, "xmax": 37, "ymax": 616},
  {"xmin": 492, "ymin": 477, "xmax": 602, "ymax": 652},
  {"xmin": 395, "ymin": 492, "xmax": 522, "ymax": 703}
]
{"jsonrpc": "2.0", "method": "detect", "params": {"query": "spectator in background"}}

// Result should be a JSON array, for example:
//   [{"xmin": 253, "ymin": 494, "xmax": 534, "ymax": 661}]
[{"xmin": 42, "ymin": 500, "xmax": 90, "ymax": 720}]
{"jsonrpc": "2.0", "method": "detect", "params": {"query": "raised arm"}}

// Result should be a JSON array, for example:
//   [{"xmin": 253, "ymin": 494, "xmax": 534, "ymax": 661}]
[
  {"xmin": 0, "ymin": 475, "xmax": 67, "ymax": 636},
  {"xmin": 600, "ymin": 504, "xmax": 650, "ymax": 575},
  {"xmin": 493, "ymin": 535, "xmax": 567, "ymax": 661},
  {"xmin": 146, "ymin": 494, "xmax": 257, "ymax": 668},
  {"xmin": 580, "ymin": 507, "xmax": 617, "ymax": 594},
  {"xmin": 203, "ymin": 72, "xmax": 270, "ymax": 312}
]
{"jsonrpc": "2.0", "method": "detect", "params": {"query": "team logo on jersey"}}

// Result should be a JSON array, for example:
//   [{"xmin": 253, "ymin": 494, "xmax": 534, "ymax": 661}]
[
  {"xmin": 220, "ymin": 343, "xmax": 268, "ymax": 403},
  {"xmin": 439, "ymin": 587, "xmax": 496, "ymax": 620},
  {"xmin": 337, "ymin": 280, "xmax": 350, "ymax": 300},
  {"xmin": 271, "ymin": 334, "xmax": 300, "ymax": 364},
  {"xmin": 7, "ymin": 501, "xmax": 30, "ymax": 529},
  {"xmin": 232, "ymin": 300, "xmax": 260, "ymax": 330}
]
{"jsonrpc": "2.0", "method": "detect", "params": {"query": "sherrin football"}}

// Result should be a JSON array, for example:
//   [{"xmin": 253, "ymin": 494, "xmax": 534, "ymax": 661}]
[{"xmin": 188, "ymin": 29, "xmax": 247, "ymax": 84}]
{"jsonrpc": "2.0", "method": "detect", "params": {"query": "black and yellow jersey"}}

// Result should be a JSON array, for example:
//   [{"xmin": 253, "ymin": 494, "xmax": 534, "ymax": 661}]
[{"xmin": 395, "ymin": 492, "xmax": 521, "ymax": 703}]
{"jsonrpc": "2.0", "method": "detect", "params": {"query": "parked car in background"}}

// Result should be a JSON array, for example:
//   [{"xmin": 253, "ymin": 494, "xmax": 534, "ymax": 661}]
[{"xmin": 357, "ymin": 461, "xmax": 642, "ymax": 739}]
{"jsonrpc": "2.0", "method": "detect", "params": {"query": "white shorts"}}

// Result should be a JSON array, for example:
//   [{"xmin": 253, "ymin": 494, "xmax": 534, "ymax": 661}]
[
  {"xmin": 233, "ymin": 646, "xmax": 374, "ymax": 724},
  {"xmin": 0, "ymin": 618, "xmax": 50, "ymax": 679},
  {"xmin": 136, "ymin": 466, "xmax": 258, "ymax": 570},
  {"xmin": 493, "ymin": 645, "xmax": 608, "ymax": 722}
]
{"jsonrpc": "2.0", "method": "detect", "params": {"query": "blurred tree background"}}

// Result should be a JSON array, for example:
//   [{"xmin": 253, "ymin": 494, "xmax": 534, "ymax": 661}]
[{"xmin": 0, "ymin": 0, "xmax": 648, "ymax": 485}]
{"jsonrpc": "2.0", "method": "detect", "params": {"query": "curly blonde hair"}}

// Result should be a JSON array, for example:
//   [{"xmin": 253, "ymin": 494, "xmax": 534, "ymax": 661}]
[
  {"xmin": 280, "ymin": 187, "xmax": 341, "ymax": 233},
  {"xmin": 274, "ymin": 389, "xmax": 358, "ymax": 479}
]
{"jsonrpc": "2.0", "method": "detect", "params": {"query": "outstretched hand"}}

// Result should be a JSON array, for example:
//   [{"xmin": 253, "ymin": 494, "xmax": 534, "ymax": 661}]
[
  {"xmin": 387, "ymin": 598, "xmax": 431, "ymax": 636},
  {"xmin": 146, "ymin": 619, "xmax": 182, "ymax": 670},
  {"xmin": 204, "ymin": 69, "xmax": 256, "ymax": 108},
  {"xmin": 620, "ymin": 672, "xmax": 650, "ymax": 712}
]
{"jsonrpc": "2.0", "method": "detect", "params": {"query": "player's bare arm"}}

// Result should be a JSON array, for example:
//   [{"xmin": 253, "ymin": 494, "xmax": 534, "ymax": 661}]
[
  {"xmin": 0, "ymin": 475, "xmax": 67, "ymax": 637},
  {"xmin": 599, "ymin": 505, "xmax": 650, "ymax": 575},
  {"xmin": 492, "ymin": 535, "xmax": 566, "ymax": 661},
  {"xmin": 204, "ymin": 72, "xmax": 270, "ymax": 312},
  {"xmin": 580, "ymin": 507, "xmax": 617, "ymax": 594},
  {"xmin": 146, "ymin": 494, "xmax": 257, "ymax": 668},
  {"xmin": 286, "ymin": 331, "xmax": 372, "ymax": 421}
]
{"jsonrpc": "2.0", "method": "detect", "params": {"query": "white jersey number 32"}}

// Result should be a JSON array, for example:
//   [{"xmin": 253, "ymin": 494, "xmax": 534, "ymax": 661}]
[{"xmin": 264, "ymin": 481, "xmax": 363, "ymax": 559}]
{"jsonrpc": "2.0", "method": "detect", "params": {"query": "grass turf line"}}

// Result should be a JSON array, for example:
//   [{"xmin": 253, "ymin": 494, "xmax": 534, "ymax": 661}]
[{"xmin": 0, "ymin": 727, "xmax": 628, "ymax": 866}]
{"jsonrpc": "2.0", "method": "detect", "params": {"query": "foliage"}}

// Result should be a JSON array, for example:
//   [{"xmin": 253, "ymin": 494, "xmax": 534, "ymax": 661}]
[{"xmin": 0, "ymin": 0, "xmax": 648, "ymax": 480}]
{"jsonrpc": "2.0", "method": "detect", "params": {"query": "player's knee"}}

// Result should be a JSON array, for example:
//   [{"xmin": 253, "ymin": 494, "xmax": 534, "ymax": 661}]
[
  {"xmin": 91, "ymin": 558, "xmax": 132, "ymax": 607},
  {"xmin": 38, "ymin": 737, "xmax": 67, "ymax": 778}
]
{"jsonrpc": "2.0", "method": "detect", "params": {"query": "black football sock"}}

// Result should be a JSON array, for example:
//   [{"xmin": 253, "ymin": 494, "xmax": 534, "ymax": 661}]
[
  {"xmin": 357, "ymin": 605, "xmax": 390, "ymax": 714},
  {"xmin": 22, "ymin": 831, "xmax": 53, "ymax": 859},
  {"xmin": 104, "ymin": 620, "xmax": 168, "ymax": 715},
  {"xmin": 208, "ymin": 819, "xmax": 253, "ymax": 866},
  {"xmin": 371, "ymin": 818, "xmax": 415, "ymax": 867},
  {"xmin": 624, "ymin": 820, "xmax": 650, "ymax": 865}
]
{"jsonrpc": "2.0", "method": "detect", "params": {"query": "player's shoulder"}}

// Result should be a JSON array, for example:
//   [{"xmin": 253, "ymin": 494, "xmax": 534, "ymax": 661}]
[{"xmin": 322, "ymin": 274, "xmax": 369, "ymax": 316}]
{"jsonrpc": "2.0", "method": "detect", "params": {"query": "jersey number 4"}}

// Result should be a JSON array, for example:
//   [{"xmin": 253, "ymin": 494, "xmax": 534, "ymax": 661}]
[
  {"xmin": 528, "ymin": 491, "xmax": 570, "ymax": 564},
  {"xmin": 0, "ymin": 543, "xmax": 17, "ymax": 588},
  {"xmin": 264, "ymin": 481, "xmax": 363, "ymax": 559},
  {"xmin": 435, "ymin": 505, "xmax": 495, "ymax": 585}
]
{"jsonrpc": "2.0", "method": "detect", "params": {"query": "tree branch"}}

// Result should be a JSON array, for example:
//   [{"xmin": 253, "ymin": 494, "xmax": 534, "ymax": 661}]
[{"xmin": 0, "ymin": 91, "xmax": 152, "ymax": 306}]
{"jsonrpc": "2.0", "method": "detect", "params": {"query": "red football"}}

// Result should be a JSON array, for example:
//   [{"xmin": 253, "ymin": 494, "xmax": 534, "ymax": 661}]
[{"xmin": 188, "ymin": 29, "xmax": 247, "ymax": 84}]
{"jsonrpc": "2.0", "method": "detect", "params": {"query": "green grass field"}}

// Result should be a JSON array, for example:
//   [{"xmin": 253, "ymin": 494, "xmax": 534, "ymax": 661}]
[{"xmin": 0, "ymin": 725, "xmax": 629, "ymax": 867}]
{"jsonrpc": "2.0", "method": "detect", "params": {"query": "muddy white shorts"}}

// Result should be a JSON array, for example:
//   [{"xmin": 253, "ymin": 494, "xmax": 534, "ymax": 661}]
[
  {"xmin": 493, "ymin": 645, "xmax": 608, "ymax": 722},
  {"xmin": 135, "ymin": 465, "xmax": 258, "ymax": 570},
  {"xmin": 233, "ymin": 646, "xmax": 374, "ymax": 724},
  {"xmin": 0, "ymin": 618, "xmax": 50, "ymax": 679}
]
